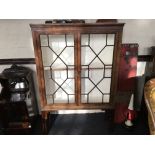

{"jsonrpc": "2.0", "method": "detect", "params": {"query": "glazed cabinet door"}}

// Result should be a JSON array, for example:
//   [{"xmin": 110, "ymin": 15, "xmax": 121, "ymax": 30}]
[
  {"xmin": 80, "ymin": 33, "xmax": 116, "ymax": 105},
  {"xmin": 39, "ymin": 34, "xmax": 77, "ymax": 105}
]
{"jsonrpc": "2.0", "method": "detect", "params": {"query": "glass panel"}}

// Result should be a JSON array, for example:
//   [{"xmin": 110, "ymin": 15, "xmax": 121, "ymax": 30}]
[
  {"xmin": 89, "ymin": 88, "xmax": 103, "ymax": 103},
  {"xmin": 97, "ymin": 78, "xmax": 111, "ymax": 93},
  {"xmin": 89, "ymin": 69, "xmax": 104, "ymax": 85},
  {"xmin": 107, "ymin": 34, "xmax": 115, "ymax": 45},
  {"xmin": 81, "ymin": 79, "xmax": 94, "ymax": 94},
  {"xmin": 105, "ymin": 68, "xmax": 112, "ymax": 77},
  {"xmin": 59, "ymin": 47, "xmax": 74, "ymax": 65},
  {"xmin": 81, "ymin": 34, "xmax": 89, "ymax": 45},
  {"xmin": 68, "ymin": 95, "xmax": 75, "ymax": 103},
  {"xmin": 81, "ymin": 68, "xmax": 88, "ymax": 78},
  {"xmin": 44, "ymin": 69, "xmax": 59, "ymax": 95},
  {"xmin": 66, "ymin": 35, "xmax": 74, "ymax": 46},
  {"xmin": 40, "ymin": 35, "xmax": 48, "ymax": 46},
  {"xmin": 81, "ymin": 94, "xmax": 87, "ymax": 103},
  {"xmin": 89, "ymin": 34, "xmax": 106, "ymax": 54},
  {"xmin": 40, "ymin": 34, "xmax": 75, "ymax": 104},
  {"xmin": 68, "ymin": 71, "xmax": 74, "ymax": 78},
  {"xmin": 54, "ymin": 88, "xmax": 68, "ymax": 104},
  {"xmin": 61, "ymin": 79, "xmax": 75, "ymax": 94},
  {"xmin": 81, "ymin": 34, "xmax": 115, "ymax": 103},
  {"xmin": 41, "ymin": 47, "xmax": 57, "ymax": 66},
  {"xmin": 81, "ymin": 47, "xmax": 96, "ymax": 65},
  {"xmin": 89, "ymin": 57, "xmax": 104, "ymax": 68},
  {"xmin": 49, "ymin": 35, "xmax": 66, "ymax": 55},
  {"xmin": 51, "ymin": 59, "xmax": 66, "ymax": 69},
  {"xmin": 98, "ymin": 46, "xmax": 114, "ymax": 64},
  {"xmin": 104, "ymin": 94, "xmax": 110, "ymax": 102},
  {"xmin": 52, "ymin": 70, "xmax": 67, "ymax": 85}
]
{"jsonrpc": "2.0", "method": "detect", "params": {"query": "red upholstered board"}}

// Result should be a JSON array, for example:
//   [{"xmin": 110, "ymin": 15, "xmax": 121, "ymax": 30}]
[
  {"xmin": 114, "ymin": 44, "xmax": 138, "ymax": 123},
  {"xmin": 117, "ymin": 44, "xmax": 138, "ymax": 91}
]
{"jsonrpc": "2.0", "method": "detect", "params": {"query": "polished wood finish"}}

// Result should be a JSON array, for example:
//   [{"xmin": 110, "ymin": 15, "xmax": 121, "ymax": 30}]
[
  {"xmin": 42, "ymin": 103, "xmax": 114, "ymax": 111},
  {"xmin": 74, "ymin": 34, "xmax": 79, "ymax": 105},
  {"xmin": 30, "ymin": 23, "xmax": 124, "ymax": 133},
  {"xmin": 30, "ymin": 23, "xmax": 124, "ymax": 108},
  {"xmin": 110, "ymin": 31, "xmax": 123, "ymax": 105},
  {"xmin": 31, "ymin": 32, "xmax": 47, "ymax": 109},
  {"xmin": 41, "ymin": 111, "xmax": 49, "ymax": 134},
  {"xmin": 77, "ymin": 33, "xmax": 81, "ymax": 105}
]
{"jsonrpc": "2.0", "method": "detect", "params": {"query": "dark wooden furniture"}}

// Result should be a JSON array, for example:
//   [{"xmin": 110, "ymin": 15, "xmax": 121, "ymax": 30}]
[
  {"xmin": 96, "ymin": 19, "xmax": 117, "ymax": 23},
  {"xmin": 0, "ymin": 101, "xmax": 31, "ymax": 134},
  {"xmin": 0, "ymin": 64, "xmax": 38, "ymax": 134},
  {"xmin": 30, "ymin": 23, "xmax": 124, "ymax": 133}
]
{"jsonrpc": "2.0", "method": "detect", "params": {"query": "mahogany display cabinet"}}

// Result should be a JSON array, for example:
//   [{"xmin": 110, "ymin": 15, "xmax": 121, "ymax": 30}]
[{"xmin": 30, "ymin": 22, "xmax": 124, "ymax": 133}]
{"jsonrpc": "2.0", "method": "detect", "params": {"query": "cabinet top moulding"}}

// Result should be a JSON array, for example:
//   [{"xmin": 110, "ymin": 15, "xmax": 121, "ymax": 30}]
[
  {"xmin": 30, "ymin": 23, "xmax": 125, "ymax": 33},
  {"xmin": 30, "ymin": 23, "xmax": 125, "ymax": 27}
]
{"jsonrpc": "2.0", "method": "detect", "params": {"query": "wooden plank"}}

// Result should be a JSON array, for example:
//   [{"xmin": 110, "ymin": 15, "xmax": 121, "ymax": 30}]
[
  {"xmin": 30, "ymin": 23, "xmax": 125, "ymax": 28},
  {"xmin": 77, "ymin": 33, "xmax": 81, "ymax": 105},
  {"xmin": 42, "ymin": 103, "xmax": 114, "ymax": 111},
  {"xmin": 43, "ymin": 66, "xmax": 110, "ymax": 71},
  {"xmin": 0, "ymin": 58, "xmax": 35, "ymax": 65},
  {"xmin": 74, "ymin": 33, "xmax": 78, "ymax": 105},
  {"xmin": 30, "ymin": 24, "xmax": 125, "ymax": 35}
]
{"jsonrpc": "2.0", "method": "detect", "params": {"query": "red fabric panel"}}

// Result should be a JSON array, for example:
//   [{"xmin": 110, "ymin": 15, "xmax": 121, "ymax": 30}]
[
  {"xmin": 114, "ymin": 102, "xmax": 128, "ymax": 123},
  {"xmin": 114, "ymin": 44, "xmax": 138, "ymax": 123},
  {"xmin": 117, "ymin": 44, "xmax": 138, "ymax": 91}
]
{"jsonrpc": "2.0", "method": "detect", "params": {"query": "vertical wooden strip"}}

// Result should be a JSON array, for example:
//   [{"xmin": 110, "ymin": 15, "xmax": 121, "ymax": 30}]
[
  {"xmin": 31, "ymin": 31, "xmax": 47, "ymax": 108},
  {"xmin": 74, "ymin": 33, "xmax": 81, "ymax": 105},
  {"xmin": 110, "ymin": 30, "xmax": 123, "ymax": 106},
  {"xmin": 74, "ymin": 34, "xmax": 78, "ymax": 104},
  {"xmin": 77, "ymin": 33, "xmax": 81, "ymax": 105}
]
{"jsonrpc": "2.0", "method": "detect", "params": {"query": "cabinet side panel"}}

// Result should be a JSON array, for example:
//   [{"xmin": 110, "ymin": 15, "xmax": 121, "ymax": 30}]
[
  {"xmin": 110, "ymin": 31, "xmax": 123, "ymax": 105},
  {"xmin": 31, "ymin": 31, "xmax": 47, "ymax": 108}
]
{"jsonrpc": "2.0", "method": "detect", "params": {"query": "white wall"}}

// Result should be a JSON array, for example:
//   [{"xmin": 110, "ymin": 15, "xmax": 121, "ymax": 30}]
[
  {"xmin": 0, "ymin": 19, "xmax": 46, "ymax": 58},
  {"xmin": 118, "ymin": 19, "xmax": 155, "ymax": 55},
  {"xmin": 0, "ymin": 19, "xmax": 155, "ymax": 113},
  {"xmin": 0, "ymin": 19, "xmax": 155, "ymax": 59}
]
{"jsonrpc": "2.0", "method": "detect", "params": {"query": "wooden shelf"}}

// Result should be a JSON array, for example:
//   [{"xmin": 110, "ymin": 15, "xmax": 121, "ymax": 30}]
[
  {"xmin": 42, "ymin": 103, "xmax": 114, "ymax": 111},
  {"xmin": 44, "ymin": 66, "xmax": 112, "ymax": 71}
]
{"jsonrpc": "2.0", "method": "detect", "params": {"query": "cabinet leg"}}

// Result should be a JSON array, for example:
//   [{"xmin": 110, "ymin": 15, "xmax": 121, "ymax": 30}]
[
  {"xmin": 41, "ymin": 111, "xmax": 49, "ymax": 134},
  {"xmin": 104, "ymin": 110, "xmax": 115, "ymax": 134}
]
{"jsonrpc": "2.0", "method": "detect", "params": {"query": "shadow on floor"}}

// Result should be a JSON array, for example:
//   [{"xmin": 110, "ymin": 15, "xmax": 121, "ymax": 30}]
[
  {"xmin": 32, "ymin": 107, "xmax": 150, "ymax": 135},
  {"xmin": 1, "ymin": 100, "xmax": 149, "ymax": 135},
  {"xmin": 48, "ymin": 114, "xmax": 149, "ymax": 135}
]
